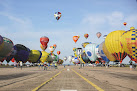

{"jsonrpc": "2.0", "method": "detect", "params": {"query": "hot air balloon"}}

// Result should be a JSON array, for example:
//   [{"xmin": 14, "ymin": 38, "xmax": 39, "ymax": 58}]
[
  {"xmin": 64, "ymin": 56, "xmax": 67, "ymax": 61},
  {"xmin": 73, "ymin": 47, "xmax": 76, "ymax": 51},
  {"xmin": 6, "ymin": 46, "xmax": 17, "ymax": 63},
  {"xmin": 54, "ymin": 12, "xmax": 62, "ymax": 21},
  {"xmin": 47, "ymin": 53, "xmax": 57, "ymax": 63},
  {"xmin": 0, "ymin": 37, "xmax": 13, "ymax": 62},
  {"xmin": 28, "ymin": 50, "xmax": 42, "ymax": 63},
  {"xmin": 53, "ymin": 44, "xmax": 57, "ymax": 48},
  {"xmin": 40, "ymin": 51, "xmax": 49, "ymax": 63},
  {"xmin": 105, "ymin": 30, "xmax": 127, "ymax": 63},
  {"xmin": 76, "ymin": 48, "xmax": 83, "ymax": 56},
  {"xmin": 85, "ymin": 43, "xmax": 98, "ymax": 62},
  {"xmin": 96, "ymin": 32, "xmax": 102, "ymax": 38},
  {"xmin": 40, "ymin": 44, "xmax": 47, "ymax": 51},
  {"xmin": 81, "ymin": 42, "xmax": 91, "ymax": 48},
  {"xmin": 102, "ymin": 42, "xmax": 116, "ymax": 61},
  {"xmin": 98, "ymin": 41, "xmax": 110, "ymax": 63},
  {"xmin": 79, "ymin": 52, "xmax": 90, "ymax": 63},
  {"xmin": 73, "ymin": 36, "xmax": 80, "ymax": 43},
  {"xmin": 40, "ymin": 36, "xmax": 49, "ymax": 48},
  {"xmin": 57, "ymin": 51, "xmax": 60, "ymax": 55},
  {"xmin": 0, "ymin": 35, "xmax": 4, "ymax": 51},
  {"xmin": 123, "ymin": 22, "xmax": 127, "ymax": 26},
  {"xmin": 84, "ymin": 34, "xmax": 89, "ymax": 39},
  {"xmin": 95, "ymin": 45, "xmax": 101, "ymax": 58},
  {"xmin": 68, "ymin": 55, "xmax": 74, "ymax": 63},
  {"xmin": 120, "ymin": 27, "xmax": 137, "ymax": 63},
  {"xmin": 49, "ymin": 46, "xmax": 55, "ymax": 53},
  {"xmin": 14, "ymin": 44, "xmax": 30, "ymax": 63}
]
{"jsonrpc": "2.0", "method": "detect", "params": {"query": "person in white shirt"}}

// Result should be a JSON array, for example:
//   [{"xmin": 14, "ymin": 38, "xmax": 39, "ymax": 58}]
[{"xmin": 20, "ymin": 61, "xmax": 23, "ymax": 70}]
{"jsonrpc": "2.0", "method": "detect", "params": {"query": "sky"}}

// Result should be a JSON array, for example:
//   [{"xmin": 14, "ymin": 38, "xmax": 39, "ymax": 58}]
[{"xmin": 0, "ymin": 0, "xmax": 137, "ymax": 64}]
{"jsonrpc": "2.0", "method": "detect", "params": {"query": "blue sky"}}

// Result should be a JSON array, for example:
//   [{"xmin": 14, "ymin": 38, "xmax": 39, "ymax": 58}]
[{"xmin": 0, "ymin": 0, "xmax": 137, "ymax": 64}]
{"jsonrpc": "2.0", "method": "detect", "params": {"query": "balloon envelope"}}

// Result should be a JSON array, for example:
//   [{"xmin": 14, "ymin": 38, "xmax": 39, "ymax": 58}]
[
  {"xmin": 40, "ymin": 51, "xmax": 49, "ymax": 63},
  {"xmin": 120, "ymin": 27, "xmax": 137, "ymax": 63},
  {"xmin": 73, "ymin": 36, "xmax": 79, "ymax": 43},
  {"xmin": 85, "ymin": 44, "xmax": 98, "ymax": 62},
  {"xmin": 0, "ymin": 37, "xmax": 13, "ymax": 62},
  {"xmin": 40, "ymin": 36, "xmax": 49, "ymax": 48},
  {"xmin": 98, "ymin": 41, "xmax": 110, "ymax": 63},
  {"xmin": 105, "ymin": 30, "xmax": 127, "ymax": 62},
  {"xmin": 81, "ymin": 42, "xmax": 91, "ymax": 48},
  {"xmin": 14, "ymin": 44, "xmax": 30, "ymax": 63},
  {"xmin": 96, "ymin": 32, "xmax": 102, "ymax": 38},
  {"xmin": 54, "ymin": 12, "xmax": 62, "ymax": 20},
  {"xmin": 84, "ymin": 34, "xmax": 89, "ymax": 39},
  {"xmin": 28, "ymin": 50, "xmax": 42, "ymax": 63}
]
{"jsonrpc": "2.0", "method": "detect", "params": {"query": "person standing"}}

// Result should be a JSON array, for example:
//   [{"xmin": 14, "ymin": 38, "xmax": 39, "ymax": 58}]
[
  {"xmin": 129, "ymin": 60, "xmax": 133, "ymax": 71},
  {"xmin": 20, "ymin": 61, "xmax": 23, "ymax": 70},
  {"xmin": 14, "ymin": 61, "xmax": 17, "ymax": 68}
]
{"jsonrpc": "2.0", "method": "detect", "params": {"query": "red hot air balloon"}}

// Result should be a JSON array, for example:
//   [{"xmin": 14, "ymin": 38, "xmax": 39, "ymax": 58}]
[
  {"xmin": 40, "ymin": 36, "xmax": 49, "ymax": 48},
  {"xmin": 96, "ymin": 32, "xmax": 102, "ymax": 38},
  {"xmin": 57, "ymin": 51, "xmax": 60, "ymax": 55},
  {"xmin": 123, "ymin": 22, "xmax": 127, "ymax": 26},
  {"xmin": 84, "ymin": 34, "xmax": 89, "ymax": 39}
]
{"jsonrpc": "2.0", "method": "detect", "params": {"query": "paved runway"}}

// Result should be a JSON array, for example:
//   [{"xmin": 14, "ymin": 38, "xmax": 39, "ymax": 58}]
[{"xmin": 0, "ymin": 66, "xmax": 137, "ymax": 91}]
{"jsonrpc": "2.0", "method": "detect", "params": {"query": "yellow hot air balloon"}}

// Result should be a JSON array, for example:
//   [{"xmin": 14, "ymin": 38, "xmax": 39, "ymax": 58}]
[
  {"xmin": 74, "ymin": 51, "xmax": 77, "ymax": 57},
  {"xmin": 40, "ymin": 51, "xmax": 49, "ymax": 63},
  {"xmin": 102, "ymin": 42, "xmax": 116, "ymax": 61},
  {"xmin": 28, "ymin": 50, "xmax": 42, "ymax": 63},
  {"xmin": 120, "ymin": 27, "xmax": 137, "ymax": 63},
  {"xmin": 105, "ymin": 30, "xmax": 127, "ymax": 62}
]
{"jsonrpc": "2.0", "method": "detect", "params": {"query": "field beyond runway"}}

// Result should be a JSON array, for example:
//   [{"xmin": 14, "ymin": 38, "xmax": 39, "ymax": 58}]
[{"xmin": 0, "ymin": 66, "xmax": 137, "ymax": 91}]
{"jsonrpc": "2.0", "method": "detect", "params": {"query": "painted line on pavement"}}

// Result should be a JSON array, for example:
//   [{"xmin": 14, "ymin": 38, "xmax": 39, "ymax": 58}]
[
  {"xmin": 32, "ymin": 69, "xmax": 65, "ymax": 91},
  {"xmin": 72, "ymin": 69, "xmax": 104, "ymax": 91}
]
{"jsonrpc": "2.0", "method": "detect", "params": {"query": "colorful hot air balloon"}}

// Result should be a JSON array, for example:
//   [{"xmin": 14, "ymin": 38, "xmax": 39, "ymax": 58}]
[
  {"xmin": 73, "ymin": 47, "xmax": 76, "ymax": 51},
  {"xmin": 40, "ymin": 44, "xmax": 47, "ymax": 51},
  {"xmin": 73, "ymin": 36, "xmax": 80, "ymax": 43},
  {"xmin": 79, "ymin": 52, "xmax": 90, "ymax": 63},
  {"xmin": 98, "ymin": 41, "xmax": 110, "ymax": 63},
  {"xmin": 0, "ymin": 37, "xmax": 13, "ymax": 62},
  {"xmin": 123, "ymin": 22, "xmax": 127, "ymax": 26},
  {"xmin": 120, "ymin": 27, "xmax": 137, "ymax": 63},
  {"xmin": 84, "ymin": 34, "xmax": 89, "ymax": 39},
  {"xmin": 85, "ymin": 43, "xmax": 98, "ymax": 62},
  {"xmin": 105, "ymin": 30, "xmax": 127, "ymax": 63},
  {"xmin": 102, "ymin": 42, "xmax": 116, "ymax": 61},
  {"xmin": 40, "ymin": 36, "xmax": 49, "ymax": 48},
  {"xmin": 54, "ymin": 12, "xmax": 62, "ymax": 21},
  {"xmin": 47, "ymin": 53, "xmax": 57, "ymax": 63},
  {"xmin": 96, "ymin": 32, "xmax": 102, "ymax": 38},
  {"xmin": 28, "ymin": 50, "xmax": 42, "ymax": 63},
  {"xmin": 57, "ymin": 51, "xmax": 60, "ymax": 55},
  {"xmin": 81, "ymin": 42, "xmax": 91, "ymax": 48},
  {"xmin": 73, "ymin": 57, "xmax": 80, "ymax": 64},
  {"xmin": 49, "ymin": 46, "xmax": 55, "ymax": 53}
]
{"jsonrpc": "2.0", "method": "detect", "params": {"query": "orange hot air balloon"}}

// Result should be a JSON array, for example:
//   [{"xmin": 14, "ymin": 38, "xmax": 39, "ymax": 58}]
[
  {"xmin": 96, "ymin": 32, "xmax": 102, "ymax": 38},
  {"xmin": 57, "ymin": 51, "xmax": 60, "ymax": 55},
  {"xmin": 73, "ymin": 36, "xmax": 79, "ymax": 43},
  {"xmin": 40, "ymin": 44, "xmax": 47, "ymax": 51},
  {"xmin": 84, "ymin": 34, "xmax": 89, "ymax": 39},
  {"xmin": 123, "ymin": 22, "xmax": 127, "ymax": 26},
  {"xmin": 53, "ymin": 44, "xmax": 57, "ymax": 48}
]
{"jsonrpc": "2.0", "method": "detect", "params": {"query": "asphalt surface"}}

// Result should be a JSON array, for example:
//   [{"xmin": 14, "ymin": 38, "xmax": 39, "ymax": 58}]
[{"xmin": 0, "ymin": 66, "xmax": 137, "ymax": 91}]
